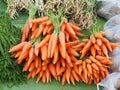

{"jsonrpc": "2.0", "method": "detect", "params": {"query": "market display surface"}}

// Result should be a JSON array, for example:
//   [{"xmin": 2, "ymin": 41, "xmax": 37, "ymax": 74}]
[{"xmin": 0, "ymin": 0, "xmax": 120, "ymax": 90}]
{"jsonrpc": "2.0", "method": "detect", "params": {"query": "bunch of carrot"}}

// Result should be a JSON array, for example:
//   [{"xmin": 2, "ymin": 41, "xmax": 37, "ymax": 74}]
[{"xmin": 9, "ymin": 11, "xmax": 118, "ymax": 85}]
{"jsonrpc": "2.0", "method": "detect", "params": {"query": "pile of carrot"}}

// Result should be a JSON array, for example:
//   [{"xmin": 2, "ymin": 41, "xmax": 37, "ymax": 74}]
[{"xmin": 9, "ymin": 15, "xmax": 118, "ymax": 86}]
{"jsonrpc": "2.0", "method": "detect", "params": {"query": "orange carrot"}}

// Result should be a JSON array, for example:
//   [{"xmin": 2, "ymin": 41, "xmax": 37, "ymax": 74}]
[
  {"xmin": 66, "ymin": 40, "xmax": 80, "ymax": 48},
  {"xmin": 57, "ymin": 67, "xmax": 66, "ymax": 76},
  {"xmin": 48, "ymin": 64, "xmax": 56, "ymax": 78},
  {"xmin": 29, "ymin": 62, "xmax": 35, "ymax": 72},
  {"xmin": 36, "ymin": 70, "xmax": 43, "ymax": 83},
  {"xmin": 60, "ymin": 57, "xmax": 66, "ymax": 67},
  {"xmin": 41, "ymin": 45, "xmax": 48, "ymax": 60},
  {"xmin": 87, "ymin": 63, "xmax": 92, "ymax": 74},
  {"xmin": 72, "ymin": 69, "xmax": 79, "ymax": 82},
  {"xmin": 42, "ymin": 72, "xmax": 46, "ymax": 83},
  {"xmin": 73, "ymin": 64, "xmax": 79, "ymax": 74},
  {"xmin": 68, "ymin": 48, "xmax": 79, "ymax": 56},
  {"xmin": 70, "ymin": 74, "xmax": 75, "ymax": 85},
  {"xmin": 86, "ymin": 59, "xmax": 92, "ymax": 64},
  {"xmin": 66, "ymin": 67, "xmax": 71, "ymax": 84},
  {"xmin": 32, "ymin": 69, "xmax": 37, "ymax": 78},
  {"xmin": 90, "ymin": 34, "xmax": 96, "ymax": 43},
  {"xmin": 62, "ymin": 72, "xmax": 67, "ymax": 86},
  {"xmin": 59, "ymin": 31, "xmax": 66, "ymax": 58},
  {"xmin": 32, "ymin": 16, "xmax": 49, "ymax": 23},
  {"xmin": 101, "ymin": 44, "xmax": 108, "ymax": 57},
  {"xmin": 46, "ymin": 19, "xmax": 52, "ymax": 25},
  {"xmin": 46, "ymin": 68, "xmax": 51, "ymax": 83},
  {"xmin": 69, "ymin": 22, "xmax": 81, "ymax": 31},
  {"xmin": 75, "ymin": 60, "xmax": 82, "ymax": 65},
  {"xmin": 43, "ymin": 25, "xmax": 50, "ymax": 35},
  {"xmin": 35, "ymin": 56, "xmax": 39, "ymax": 68},
  {"xmin": 91, "ymin": 63, "xmax": 99, "ymax": 71},
  {"xmin": 94, "ymin": 43, "xmax": 101, "ymax": 51},
  {"xmin": 82, "ymin": 39, "xmax": 89, "ymax": 43},
  {"xmin": 78, "ymin": 65, "xmax": 83, "ymax": 75},
  {"xmin": 47, "ymin": 25, "xmax": 53, "ymax": 34},
  {"xmin": 65, "ymin": 31, "xmax": 70, "ymax": 42},
  {"xmin": 35, "ymin": 24, "xmax": 44, "ymax": 38},
  {"xmin": 34, "ymin": 42, "xmax": 39, "ymax": 56},
  {"xmin": 56, "ymin": 61, "xmax": 60, "ymax": 74},
  {"xmin": 82, "ymin": 61, "xmax": 86, "ymax": 69},
  {"xmin": 97, "ymin": 39, "xmax": 102, "ymax": 46},
  {"xmin": 110, "ymin": 43, "xmax": 118, "ymax": 49},
  {"xmin": 31, "ymin": 29, "xmax": 37, "ymax": 39},
  {"xmin": 53, "ymin": 46, "xmax": 59, "ymax": 64},
  {"xmin": 75, "ymin": 31, "xmax": 85, "ymax": 37},
  {"xmin": 99, "ymin": 31, "xmax": 105, "ymax": 36},
  {"xmin": 9, "ymin": 42, "xmax": 27, "ymax": 52},
  {"xmin": 90, "ymin": 46, "xmax": 96, "ymax": 57},
  {"xmin": 70, "ymin": 55, "xmax": 78, "ymax": 63},
  {"xmin": 37, "ymin": 34, "xmax": 51, "ymax": 49},
  {"xmin": 95, "ymin": 33, "xmax": 103, "ymax": 39},
  {"xmin": 60, "ymin": 23, "xmax": 65, "ymax": 32},
  {"xmin": 65, "ymin": 52, "xmax": 71, "ymax": 63},
  {"xmin": 66, "ymin": 23, "xmax": 76, "ymax": 35}
]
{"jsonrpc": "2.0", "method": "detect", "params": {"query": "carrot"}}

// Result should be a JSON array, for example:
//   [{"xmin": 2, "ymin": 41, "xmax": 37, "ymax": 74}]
[
  {"xmin": 48, "ymin": 64, "xmax": 56, "ymax": 78},
  {"xmin": 15, "ymin": 50, "xmax": 22, "ymax": 58},
  {"xmin": 69, "ymin": 22, "xmax": 81, "ymax": 31},
  {"xmin": 60, "ymin": 57, "xmax": 66, "ymax": 67},
  {"xmin": 66, "ymin": 23, "xmax": 76, "ymax": 35},
  {"xmin": 31, "ymin": 29, "xmax": 37, "ymax": 39},
  {"xmin": 95, "ymin": 33, "xmax": 103, "ymax": 39},
  {"xmin": 65, "ymin": 31, "xmax": 70, "ymax": 42},
  {"xmin": 25, "ymin": 25, "xmax": 30, "ymax": 39},
  {"xmin": 42, "ymin": 72, "xmax": 46, "ymax": 83},
  {"xmin": 86, "ymin": 59, "xmax": 92, "ymax": 64},
  {"xmin": 66, "ymin": 67, "xmax": 71, "ymax": 84},
  {"xmin": 82, "ymin": 39, "xmax": 89, "ymax": 43},
  {"xmin": 9, "ymin": 42, "xmax": 27, "ymax": 52},
  {"xmin": 50, "ymin": 33, "xmax": 58, "ymax": 58},
  {"xmin": 97, "ymin": 39, "xmax": 102, "ymax": 46},
  {"xmin": 57, "ymin": 67, "xmax": 66, "ymax": 76},
  {"xmin": 27, "ymin": 72, "xmax": 32, "ymax": 79},
  {"xmin": 75, "ymin": 60, "xmax": 82, "ymax": 65},
  {"xmin": 60, "ymin": 23, "xmax": 65, "ymax": 32},
  {"xmin": 78, "ymin": 65, "xmax": 83, "ymax": 75},
  {"xmin": 53, "ymin": 46, "xmax": 59, "ymax": 64},
  {"xmin": 21, "ymin": 27, "xmax": 26, "ymax": 42},
  {"xmin": 72, "ymin": 43, "xmax": 84, "ymax": 49},
  {"xmin": 37, "ymin": 34, "xmax": 51, "ymax": 49},
  {"xmin": 46, "ymin": 68, "xmax": 51, "ymax": 83},
  {"xmin": 75, "ymin": 31, "xmax": 85, "ymax": 37},
  {"xmin": 35, "ymin": 56, "xmax": 40, "ymax": 68},
  {"xmin": 68, "ymin": 48, "xmax": 79, "ymax": 56},
  {"xmin": 41, "ymin": 45, "xmax": 48, "ymax": 60},
  {"xmin": 42, "ymin": 65, "xmax": 47, "ymax": 71},
  {"xmin": 65, "ymin": 52, "xmax": 71, "ymax": 63},
  {"xmin": 83, "ymin": 68, "xmax": 88, "ymax": 83},
  {"xmin": 47, "ymin": 25, "xmax": 53, "ymax": 34},
  {"xmin": 66, "ymin": 40, "xmax": 80, "ymax": 48},
  {"xmin": 46, "ymin": 19, "xmax": 52, "ymax": 25},
  {"xmin": 89, "ymin": 56, "xmax": 97, "ymax": 63},
  {"xmin": 59, "ymin": 31, "xmax": 66, "ymax": 58},
  {"xmin": 80, "ymin": 40, "xmax": 92, "ymax": 58},
  {"xmin": 101, "ymin": 44, "xmax": 109, "ymax": 57},
  {"xmin": 43, "ymin": 25, "xmax": 50, "ymax": 35},
  {"xmin": 95, "ymin": 55, "xmax": 106, "ymax": 60},
  {"xmin": 32, "ymin": 16, "xmax": 49, "ymax": 23},
  {"xmin": 94, "ymin": 43, "xmax": 101, "ymax": 51},
  {"xmin": 97, "ymin": 50, "xmax": 102, "ymax": 55},
  {"xmin": 36, "ymin": 70, "xmax": 43, "ymax": 83},
  {"xmin": 99, "ymin": 31, "xmax": 105, "ymax": 36},
  {"xmin": 22, "ymin": 61, "xmax": 29, "ymax": 72},
  {"xmin": 62, "ymin": 72, "xmax": 67, "ymax": 86},
  {"xmin": 70, "ymin": 55, "xmax": 78, "ymax": 63},
  {"xmin": 73, "ymin": 64, "xmax": 79, "ymax": 74},
  {"xmin": 29, "ymin": 62, "xmax": 35, "ymax": 72},
  {"xmin": 35, "ymin": 24, "xmax": 45, "ymax": 38},
  {"xmin": 110, "ymin": 43, "xmax": 118, "ymax": 49},
  {"xmin": 56, "ymin": 61, "xmax": 61, "ymax": 74},
  {"xmin": 27, "ymin": 47, "xmax": 34, "ymax": 66},
  {"xmin": 36, "ymin": 65, "xmax": 42, "ymax": 74},
  {"xmin": 82, "ymin": 61, "xmax": 86, "ymax": 69},
  {"xmin": 71, "ymin": 69, "xmax": 79, "ymax": 82},
  {"xmin": 90, "ymin": 46, "xmax": 96, "ymax": 57},
  {"xmin": 90, "ymin": 34, "xmax": 96, "ymax": 43},
  {"xmin": 87, "ymin": 63, "xmax": 92, "ymax": 74},
  {"xmin": 91, "ymin": 63, "xmax": 99, "ymax": 71},
  {"xmin": 70, "ymin": 74, "xmax": 75, "ymax": 85},
  {"xmin": 32, "ymin": 69, "xmax": 37, "ymax": 78},
  {"xmin": 34, "ymin": 42, "xmax": 39, "ymax": 56}
]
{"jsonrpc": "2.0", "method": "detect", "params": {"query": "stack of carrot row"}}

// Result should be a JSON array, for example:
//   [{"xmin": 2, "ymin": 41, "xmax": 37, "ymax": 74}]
[{"xmin": 9, "ymin": 16, "xmax": 118, "ymax": 86}]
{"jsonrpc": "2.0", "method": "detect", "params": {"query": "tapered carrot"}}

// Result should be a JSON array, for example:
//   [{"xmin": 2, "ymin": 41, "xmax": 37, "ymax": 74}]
[
  {"xmin": 36, "ymin": 65, "xmax": 42, "ymax": 74},
  {"xmin": 35, "ymin": 56, "xmax": 39, "ymax": 68},
  {"xmin": 43, "ymin": 25, "xmax": 50, "ymax": 35},
  {"xmin": 66, "ymin": 23, "xmax": 76, "ymax": 35},
  {"xmin": 80, "ymin": 40, "xmax": 92, "ymax": 58},
  {"xmin": 97, "ymin": 50, "xmax": 102, "ymax": 55},
  {"xmin": 25, "ymin": 25, "xmax": 30, "ymax": 39},
  {"xmin": 90, "ymin": 46, "xmax": 96, "ymax": 57},
  {"xmin": 65, "ymin": 52, "xmax": 71, "ymax": 63},
  {"xmin": 53, "ymin": 46, "xmax": 59, "ymax": 64},
  {"xmin": 97, "ymin": 39, "xmax": 102, "ymax": 46},
  {"xmin": 37, "ymin": 34, "xmax": 51, "ymax": 49},
  {"xmin": 78, "ymin": 65, "xmax": 83, "ymax": 75},
  {"xmin": 95, "ymin": 33, "xmax": 103, "ymax": 39},
  {"xmin": 15, "ymin": 50, "xmax": 22, "ymax": 58},
  {"xmin": 32, "ymin": 16, "xmax": 49, "ymax": 23},
  {"xmin": 32, "ymin": 69, "xmax": 37, "ymax": 78},
  {"xmin": 82, "ymin": 39, "xmax": 89, "ymax": 43},
  {"xmin": 42, "ymin": 72, "xmax": 46, "ymax": 83},
  {"xmin": 87, "ymin": 63, "xmax": 92, "ymax": 74},
  {"xmin": 83, "ymin": 68, "xmax": 88, "ymax": 83},
  {"xmin": 62, "ymin": 72, "xmax": 67, "ymax": 86},
  {"xmin": 66, "ymin": 67, "xmax": 71, "ymax": 84},
  {"xmin": 60, "ymin": 57, "xmax": 66, "ymax": 67},
  {"xmin": 75, "ymin": 60, "xmax": 82, "ymax": 65},
  {"xmin": 65, "ymin": 31, "xmax": 70, "ymax": 42},
  {"xmin": 42, "ymin": 65, "xmax": 47, "ymax": 71},
  {"xmin": 27, "ymin": 72, "xmax": 32, "ymax": 79},
  {"xmin": 101, "ymin": 44, "xmax": 108, "ymax": 57},
  {"xmin": 60, "ymin": 23, "xmax": 65, "ymax": 32},
  {"xmin": 48, "ymin": 64, "xmax": 56, "ymax": 78},
  {"xmin": 29, "ymin": 62, "xmax": 35, "ymax": 72},
  {"xmin": 50, "ymin": 33, "xmax": 58, "ymax": 58},
  {"xmin": 94, "ymin": 43, "xmax": 101, "ymax": 50},
  {"xmin": 66, "ymin": 40, "xmax": 79, "ymax": 48},
  {"xmin": 73, "ymin": 64, "xmax": 79, "ymax": 74},
  {"xmin": 70, "ymin": 55, "xmax": 77, "ymax": 63},
  {"xmin": 72, "ymin": 43, "xmax": 84, "ymax": 49},
  {"xmin": 89, "ymin": 56, "xmax": 97, "ymax": 63},
  {"xmin": 36, "ymin": 70, "xmax": 43, "ymax": 83},
  {"xmin": 31, "ymin": 29, "xmax": 37, "ymax": 39},
  {"xmin": 95, "ymin": 55, "xmax": 106, "ymax": 60},
  {"xmin": 110, "ymin": 43, "xmax": 118, "ymax": 49},
  {"xmin": 69, "ymin": 22, "xmax": 81, "ymax": 31},
  {"xmin": 47, "ymin": 25, "xmax": 53, "ymax": 34},
  {"xmin": 70, "ymin": 74, "xmax": 75, "ymax": 85},
  {"xmin": 99, "ymin": 31, "xmax": 105, "ymax": 36},
  {"xmin": 59, "ymin": 31, "xmax": 66, "ymax": 58},
  {"xmin": 46, "ymin": 19, "xmax": 52, "ymax": 25},
  {"xmin": 71, "ymin": 69, "xmax": 79, "ymax": 82},
  {"xmin": 41, "ymin": 45, "xmax": 48, "ymax": 60},
  {"xmin": 9, "ymin": 42, "xmax": 27, "ymax": 52},
  {"xmin": 46, "ymin": 68, "xmax": 51, "ymax": 83},
  {"xmin": 22, "ymin": 61, "xmax": 29, "ymax": 72},
  {"xmin": 34, "ymin": 42, "xmax": 39, "ymax": 56},
  {"xmin": 68, "ymin": 48, "xmax": 79, "ymax": 56},
  {"xmin": 21, "ymin": 27, "xmax": 26, "ymax": 42},
  {"xmin": 82, "ymin": 61, "xmax": 86, "ymax": 69},
  {"xmin": 86, "ymin": 59, "xmax": 92, "ymax": 64},
  {"xmin": 75, "ymin": 31, "xmax": 85, "ymax": 37},
  {"xmin": 90, "ymin": 34, "xmax": 96, "ymax": 43},
  {"xmin": 91, "ymin": 63, "xmax": 99, "ymax": 71}
]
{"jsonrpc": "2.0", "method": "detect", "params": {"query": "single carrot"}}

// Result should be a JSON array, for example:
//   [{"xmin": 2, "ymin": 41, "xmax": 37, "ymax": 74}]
[
  {"xmin": 72, "ymin": 43, "xmax": 84, "ymax": 49},
  {"xmin": 50, "ymin": 33, "xmax": 58, "ymax": 58},
  {"xmin": 9, "ymin": 42, "xmax": 27, "ymax": 52},
  {"xmin": 62, "ymin": 72, "xmax": 67, "ymax": 86},
  {"xmin": 43, "ymin": 25, "xmax": 50, "ymax": 35},
  {"xmin": 99, "ymin": 31, "xmax": 105, "ymax": 36},
  {"xmin": 64, "ymin": 31, "xmax": 70, "ymax": 42},
  {"xmin": 60, "ymin": 23, "xmax": 65, "ymax": 32},
  {"xmin": 32, "ymin": 69, "xmax": 37, "ymax": 78},
  {"xmin": 60, "ymin": 57, "xmax": 66, "ymax": 67},
  {"xmin": 80, "ymin": 40, "xmax": 92, "ymax": 58},
  {"xmin": 68, "ymin": 48, "xmax": 79, "ymax": 56},
  {"xmin": 86, "ymin": 59, "xmax": 92, "ymax": 64},
  {"xmin": 78, "ymin": 65, "xmax": 83, "ymax": 75},
  {"xmin": 90, "ymin": 34, "xmax": 96, "ymax": 43},
  {"xmin": 90, "ymin": 46, "xmax": 96, "ymax": 57},
  {"xmin": 46, "ymin": 19, "xmax": 52, "ymax": 25},
  {"xmin": 71, "ymin": 69, "xmax": 79, "ymax": 82},
  {"xmin": 31, "ymin": 29, "xmax": 37, "ymax": 39},
  {"xmin": 95, "ymin": 55, "xmax": 106, "ymax": 60},
  {"xmin": 75, "ymin": 31, "xmax": 85, "ymax": 37},
  {"xmin": 15, "ymin": 50, "xmax": 22, "ymax": 58},
  {"xmin": 41, "ymin": 45, "xmax": 48, "ymax": 60},
  {"xmin": 94, "ymin": 43, "xmax": 101, "ymax": 51},
  {"xmin": 73, "ymin": 64, "xmax": 79, "ymax": 74},
  {"xmin": 42, "ymin": 72, "xmax": 46, "ymax": 83},
  {"xmin": 32, "ymin": 16, "xmax": 49, "ymax": 23},
  {"xmin": 101, "ymin": 44, "xmax": 109, "ymax": 57},
  {"xmin": 36, "ymin": 70, "xmax": 43, "ymax": 83},
  {"xmin": 65, "ymin": 52, "xmax": 71, "ymax": 63},
  {"xmin": 42, "ymin": 65, "xmax": 47, "ymax": 71},
  {"xmin": 35, "ymin": 56, "xmax": 39, "ymax": 68},
  {"xmin": 89, "ymin": 55, "xmax": 97, "ymax": 63},
  {"xmin": 70, "ymin": 55, "xmax": 78, "ymax": 63},
  {"xmin": 36, "ymin": 65, "xmax": 42, "ymax": 74},
  {"xmin": 97, "ymin": 39, "xmax": 102, "ymax": 46},
  {"xmin": 48, "ymin": 64, "xmax": 56, "ymax": 78},
  {"xmin": 25, "ymin": 25, "xmax": 30, "ymax": 39},
  {"xmin": 66, "ymin": 67, "xmax": 71, "ymax": 84},
  {"xmin": 91, "ymin": 63, "xmax": 99, "ymax": 71},
  {"xmin": 56, "ymin": 61, "xmax": 61, "ymax": 74},
  {"xmin": 27, "ymin": 72, "xmax": 32, "ymax": 79},
  {"xmin": 110, "ymin": 43, "xmax": 118, "ymax": 49},
  {"xmin": 97, "ymin": 50, "xmax": 102, "ymax": 55},
  {"xmin": 37, "ymin": 34, "xmax": 51, "ymax": 49},
  {"xmin": 75, "ymin": 60, "xmax": 82, "ymax": 65},
  {"xmin": 69, "ymin": 22, "xmax": 81, "ymax": 31},
  {"xmin": 35, "ymin": 24, "xmax": 45, "ymax": 38},
  {"xmin": 66, "ymin": 40, "xmax": 80, "ymax": 48},
  {"xmin": 46, "ymin": 68, "xmax": 51, "ymax": 83},
  {"xmin": 82, "ymin": 39, "xmax": 89, "ymax": 43},
  {"xmin": 53, "ymin": 46, "xmax": 59, "ymax": 64},
  {"xmin": 87, "ymin": 63, "xmax": 92, "ymax": 74},
  {"xmin": 47, "ymin": 25, "xmax": 53, "ymax": 34},
  {"xmin": 95, "ymin": 33, "xmax": 103, "ymax": 39},
  {"xmin": 59, "ymin": 31, "xmax": 66, "ymax": 58},
  {"xmin": 29, "ymin": 62, "xmax": 35, "ymax": 72},
  {"xmin": 21, "ymin": 27, "xmax": 26, "ymax": 42},
  {"xmin": 70, "ymin": 74, "xmax": 75, "ymax": 85},
  {"xmin": 82, "ymin": 61, "xmax": 86, "ymax": 69},
  {"xmin": 57, "ymin": 67, "xmax": 66, "ymax": 76},
  {"xmin": 34, "ymin": 42, "xmax": 39, "ymax": 56},
  {"xmin": 65, "ymin": 23, "xmax": 76, "ymax": 35}
]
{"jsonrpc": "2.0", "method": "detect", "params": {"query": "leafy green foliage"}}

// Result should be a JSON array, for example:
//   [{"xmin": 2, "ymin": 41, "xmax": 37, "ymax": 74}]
[{"xmin": 0, "ymin": 12, "xmax": 27, "ymax": 86}]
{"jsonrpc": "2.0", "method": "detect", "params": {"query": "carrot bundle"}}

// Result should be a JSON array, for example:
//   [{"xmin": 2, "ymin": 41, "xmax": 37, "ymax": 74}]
[{"xmin": 9, "ymin": 12, "xmax": 118, "ymax": 85}]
